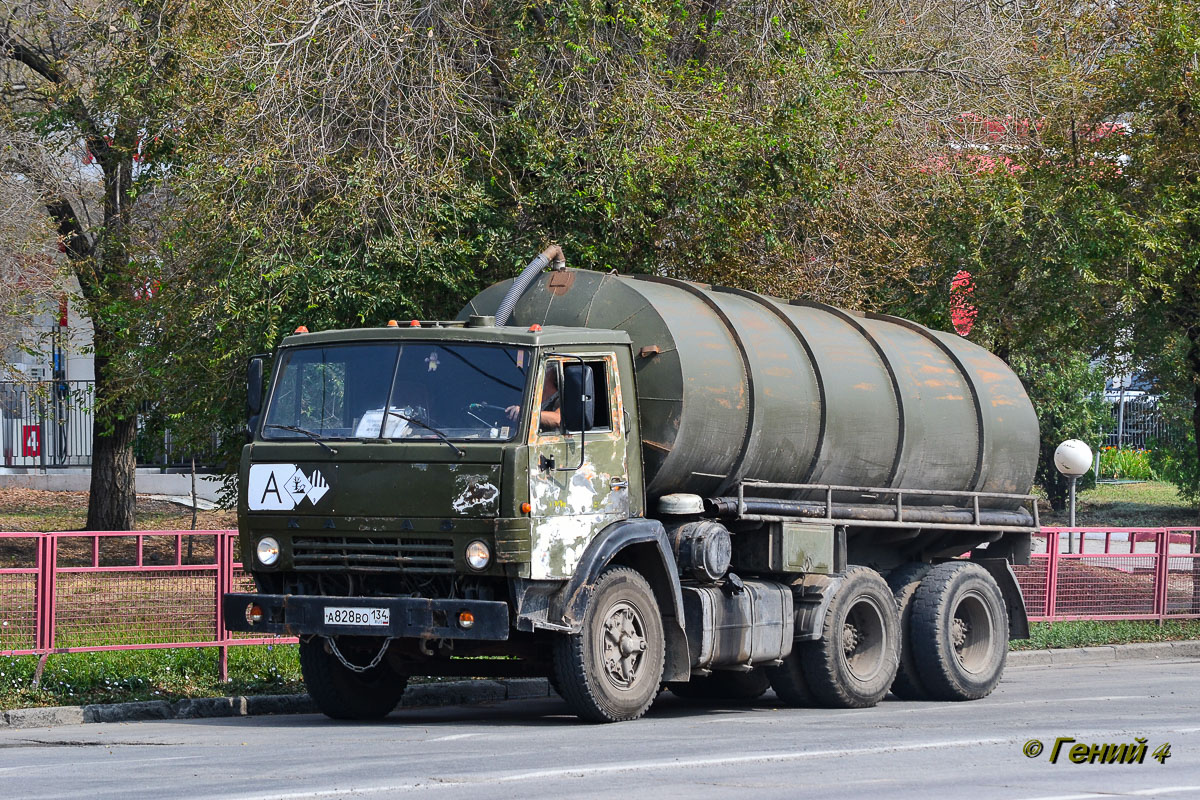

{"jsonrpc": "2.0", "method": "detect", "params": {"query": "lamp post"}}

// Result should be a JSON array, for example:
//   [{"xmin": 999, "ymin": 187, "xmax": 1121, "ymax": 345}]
[{"xmin": 1054, "ymin": 439, "xmax": 1094, "ymax": 554}]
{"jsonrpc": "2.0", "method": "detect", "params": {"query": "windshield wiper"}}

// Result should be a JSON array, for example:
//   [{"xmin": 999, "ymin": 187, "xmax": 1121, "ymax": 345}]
[
  {"xmin": 385, "ymin": 411, "xmax": 465, "ymax": 458},
  {"xmin": 264, "ymin": 424, "xmax": 338, "ymax": 456}
]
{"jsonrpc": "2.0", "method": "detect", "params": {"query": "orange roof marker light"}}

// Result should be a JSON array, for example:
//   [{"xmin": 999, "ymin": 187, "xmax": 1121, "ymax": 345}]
[
  {"xmin": 386, "ymin": 320, "xmax": 399, "ymax": 328},
  {"xmin": 409, "ymin": 319, "xmax": 421, "ymax": 327},
  {"xmin": 294, "ymin": 325, "xmax": 309, "ymax": 334},
  {"xmin": 528, "ymin": 324, "xmax": 542, "ymax": 332}
]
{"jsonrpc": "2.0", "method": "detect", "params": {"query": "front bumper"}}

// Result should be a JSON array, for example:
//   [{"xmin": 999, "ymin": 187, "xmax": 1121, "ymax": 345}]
[{"xmin": 223, "ymin": 593, "xmax": 510, "ymax": 641}]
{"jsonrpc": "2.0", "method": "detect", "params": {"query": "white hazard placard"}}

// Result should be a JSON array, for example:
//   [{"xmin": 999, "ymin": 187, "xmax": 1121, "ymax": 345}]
[{"xmin": 247, "ymin": 464, "xmax": 331, "ymax": 511}]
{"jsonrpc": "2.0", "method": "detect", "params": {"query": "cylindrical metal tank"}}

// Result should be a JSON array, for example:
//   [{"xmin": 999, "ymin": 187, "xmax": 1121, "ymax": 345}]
[{"xmin": 460, "ymin": 269, "xmax": 1039, "ymax": 509}]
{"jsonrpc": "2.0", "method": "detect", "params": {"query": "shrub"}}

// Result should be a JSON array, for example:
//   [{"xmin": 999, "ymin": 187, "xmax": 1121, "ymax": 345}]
[{"xmin": 1097, "ymin": 447, "xmax": 1158, "ymax": 481}]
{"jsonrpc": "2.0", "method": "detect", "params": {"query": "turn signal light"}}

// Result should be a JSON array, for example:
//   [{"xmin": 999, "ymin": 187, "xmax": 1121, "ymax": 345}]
[
  {"xmin": 246, "ymin": 603, "xmax": 265, "ymax": 624},
  {"xmin": 521, "ymin": 502, "xmax": 532, "ymax": 514},
  {"xmin": 458, "ymin": 611, "xmax": 475, "ymax": 630}
]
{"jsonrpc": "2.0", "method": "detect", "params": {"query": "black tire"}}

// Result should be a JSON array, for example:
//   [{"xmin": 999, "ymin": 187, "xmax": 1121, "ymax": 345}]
[
  {"xmin": 299, "ymin": 637, "xmax": 408, "ymax": 720},
  {"xmin": 552, "ymin": 567, "xmax": 665, "ymax": 723},
  {"xmin": 801, "ymin": 566, "xmax": 900, "ymax": 708},
  {"xmin": 909, "ymin": 561, "xmax": 1008, "ymax": 701},
  {"xmin": 669, "ymin": 669, "xmax": 771, "ymax": 702},
  {"xmin": 886, "ymin": 562, "xmax": 933, "ymax": 701},
  {"xmin": 766, "ymin": 646, "xmax": 816, "ymax": 707}
]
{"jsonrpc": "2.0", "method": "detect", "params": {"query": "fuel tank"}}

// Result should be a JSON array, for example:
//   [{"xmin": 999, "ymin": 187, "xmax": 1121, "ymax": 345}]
[{"xmin": 460, "ymin": 269, "xmax": 1038, "ymax": 508}]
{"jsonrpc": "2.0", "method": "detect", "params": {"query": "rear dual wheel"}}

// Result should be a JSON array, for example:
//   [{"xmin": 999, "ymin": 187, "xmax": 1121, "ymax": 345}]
[{"xmin": 908, "ymin": 561, "xmax": 1008, "ymax": 701}]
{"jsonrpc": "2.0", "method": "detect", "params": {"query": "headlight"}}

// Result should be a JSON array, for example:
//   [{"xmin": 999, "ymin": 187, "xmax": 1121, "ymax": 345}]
[
  {"xmin": 256, "ymin": 536, "xmax": 280, "ymax": 566},
  {"xmin": 465, "ymin": 540, "xmax": 490, "ymax": 571}
]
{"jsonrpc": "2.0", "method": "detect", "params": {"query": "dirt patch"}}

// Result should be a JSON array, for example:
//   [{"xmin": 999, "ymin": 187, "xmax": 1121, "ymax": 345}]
[{"xmin": 0, "ymin": 487, "xmax": 236, "ymax": 533}]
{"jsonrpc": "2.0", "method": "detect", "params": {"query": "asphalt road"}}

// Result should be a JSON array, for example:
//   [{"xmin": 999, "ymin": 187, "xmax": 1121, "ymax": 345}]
[{"xmin": 3, "ymin": 658, "xmax": 1199, "ymax": 800}]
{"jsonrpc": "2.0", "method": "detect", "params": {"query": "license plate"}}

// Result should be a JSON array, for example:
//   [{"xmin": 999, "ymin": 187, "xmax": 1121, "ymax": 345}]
[{"xmin": 323, "ymin": 606, "xmax": 390, "ymax": 627}]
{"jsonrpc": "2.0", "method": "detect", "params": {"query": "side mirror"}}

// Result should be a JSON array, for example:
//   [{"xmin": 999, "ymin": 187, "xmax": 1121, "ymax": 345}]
[
  {"xmin": 562, "ymin": 364, "xmax": 595, "ymax": 431},
  {"xmin": 246, "ymin": 355, "xmax": 266, "ymax": 438}
]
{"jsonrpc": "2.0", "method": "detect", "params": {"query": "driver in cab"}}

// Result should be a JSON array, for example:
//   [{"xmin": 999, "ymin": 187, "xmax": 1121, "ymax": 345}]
[{"xmin": 505, "ymin": 368, "xmax": 561, "ymax": 429}]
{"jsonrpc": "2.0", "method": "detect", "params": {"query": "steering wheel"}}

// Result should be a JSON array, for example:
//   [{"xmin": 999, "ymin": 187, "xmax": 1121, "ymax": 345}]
[{"xmin": 466, "ymin": 402, "xmax": 511, "ymax": 427}]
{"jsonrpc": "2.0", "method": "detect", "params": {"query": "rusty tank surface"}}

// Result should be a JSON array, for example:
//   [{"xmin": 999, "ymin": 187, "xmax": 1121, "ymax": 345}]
[{"xmin": 461, "ymin": 268, "xmax": 1038, "ymax": 509}]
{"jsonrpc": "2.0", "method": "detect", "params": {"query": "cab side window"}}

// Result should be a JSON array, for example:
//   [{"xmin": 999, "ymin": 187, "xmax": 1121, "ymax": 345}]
[
  {"xmin": 536, "ymin": 356, "xmax": 615, "ymax": 436},
  {"xmin": 583, "ymin": 359, "xmax": 612, "ymax": 432}
]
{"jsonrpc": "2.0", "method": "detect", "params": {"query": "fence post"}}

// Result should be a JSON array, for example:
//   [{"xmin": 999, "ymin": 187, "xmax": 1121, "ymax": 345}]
[
  {"xmin": 1191, "ymin": 530, "xmax": 1200, "ymax": 615},
  {"xmin": 1045, "ymin": 529, "xmax": 1060, "ymax": 619},
  {"xmin": 1153, "ymin": 529, "xmax": 1169, "ymax": 622},
  {"xmin": 35, "ymin": 534, "xmax": 58, "ymax": 653},
  {"xmin": 215, "ymin": 532, "xmax": 231, "ymax": 682}
]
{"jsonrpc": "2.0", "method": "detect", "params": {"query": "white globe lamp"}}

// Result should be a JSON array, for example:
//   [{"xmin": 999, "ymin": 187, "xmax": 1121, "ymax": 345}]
[
  {"xmin": 1053, "ymin": 439, "xmax": 1093, "ymax": 545},
  {"xmin": 1053, "ymin": 439, "xmax": 1093, "ymax": 478}
]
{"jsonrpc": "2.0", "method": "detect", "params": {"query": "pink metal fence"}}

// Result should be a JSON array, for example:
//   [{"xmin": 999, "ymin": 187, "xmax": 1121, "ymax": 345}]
[
  {"xmin": 0, "ymin": 530, "xmax": 295, "ymax": 680},
  {"xmin": 1, "ymin": 527, "xmax": 1198, "ymax": 682},
  {"xmin": 1021, "ymin": 527, "xmax": 1200, "ymax": 621}
]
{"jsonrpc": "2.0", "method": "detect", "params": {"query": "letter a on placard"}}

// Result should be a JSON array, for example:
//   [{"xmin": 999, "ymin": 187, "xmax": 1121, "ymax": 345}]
[{"xmin": 262, "ymin": 472, "xmax": 282, "ymax": 505}]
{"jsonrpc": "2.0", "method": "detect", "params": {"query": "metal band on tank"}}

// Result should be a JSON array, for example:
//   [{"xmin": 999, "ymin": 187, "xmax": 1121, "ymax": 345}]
[
  {"xmin": 633, "ymin": 275, "xmax": 757, "ymax": 493},
  {"xmin": 867, "ymin": 312, "xmax": 986, "ymax": 493},
  {"xmin": 714, "ymin": 287, "xmax": 827, "ymax": 485},
  {"xmin": 792, "ymin": 301, "xmax": 907, "ymax": 489}
]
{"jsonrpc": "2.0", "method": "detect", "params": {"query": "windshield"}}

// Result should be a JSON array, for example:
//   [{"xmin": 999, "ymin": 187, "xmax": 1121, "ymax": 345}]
[{"xmin": 262, "ymin": 342, "xmax": 531, "ymax": 441}]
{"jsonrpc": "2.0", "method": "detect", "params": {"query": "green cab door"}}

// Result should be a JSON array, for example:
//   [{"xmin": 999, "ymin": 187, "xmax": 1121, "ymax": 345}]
[{"xmin": 528, "ymin": 353, "xmax": 632, "ymax": 579}]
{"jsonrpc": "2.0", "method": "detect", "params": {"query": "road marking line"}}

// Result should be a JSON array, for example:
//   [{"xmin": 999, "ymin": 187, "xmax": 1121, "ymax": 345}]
[
  {"xmin": 427, "ymin": 733, "xmax": 481, "ymax": 742},
  {"xmin": 223, "ymin": 736, "xmax": 1014, "ymax": 800},
  {"xmin": 1017, "ymin": 789, "xmax": 1200, "ymax": 800}
]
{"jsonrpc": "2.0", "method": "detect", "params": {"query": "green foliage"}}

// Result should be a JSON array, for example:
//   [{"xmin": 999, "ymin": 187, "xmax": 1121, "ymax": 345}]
[
  {"xmin": 154, "ymin": 0, "xmax": 910, "ymax": 474},
  {"xmin": 1097, "ymin": 447, "xmax": 1158, "ymax": 482},
  {"xmin": 0, "ymin": 646, "xmax": 301, "ymax": 710},
  {"xmin": 1010, "ymin": 353, "xmax": 1108, "ymax": 511},
  {"xmin": 1148, "ymin": 432, "xmax": 1200, "ymax": 505}
]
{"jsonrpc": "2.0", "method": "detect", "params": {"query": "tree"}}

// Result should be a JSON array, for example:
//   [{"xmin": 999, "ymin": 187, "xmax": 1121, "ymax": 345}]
[
  {"xmin": 1, "ymin": 0, "xmax": 208, "ymax": 528},
  {"xmin": 0, "ymin": 167, "xmax": 61, "ymax": 371},
  {"xmin": 1091, "ymin": 0, "xmax": 1200, "ymax": 504}
]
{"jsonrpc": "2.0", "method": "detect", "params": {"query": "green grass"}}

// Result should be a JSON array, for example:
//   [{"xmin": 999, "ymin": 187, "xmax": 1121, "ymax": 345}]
[
  {"xmin": 1039, "ymin": 480, "xmax": 1198, "ymax": 527},
  {"xmin": 1012, "ymin": 620, "xmax": 1200, "ymax": 650},
  {"xmin": 0, "ymin": 645, "xmax": 303, "ymax": 710}
]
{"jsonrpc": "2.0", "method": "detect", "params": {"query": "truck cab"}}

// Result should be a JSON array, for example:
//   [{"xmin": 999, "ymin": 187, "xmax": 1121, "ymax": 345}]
[{"xmin": 227, "ymin": 318, "xmax": 690, "ymax": 721}]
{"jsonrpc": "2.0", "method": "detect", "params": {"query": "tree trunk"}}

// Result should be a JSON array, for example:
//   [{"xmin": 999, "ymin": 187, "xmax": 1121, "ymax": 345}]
[{"xmin": 85, "ymin": 351, "xmax": 137, "ymax": 531}]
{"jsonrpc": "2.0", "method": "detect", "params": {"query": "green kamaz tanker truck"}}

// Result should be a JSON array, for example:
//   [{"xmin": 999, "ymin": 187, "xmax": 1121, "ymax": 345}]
[{"xmin": 224, "ymin": 246, "xmax": 1040, "ymax": 723}]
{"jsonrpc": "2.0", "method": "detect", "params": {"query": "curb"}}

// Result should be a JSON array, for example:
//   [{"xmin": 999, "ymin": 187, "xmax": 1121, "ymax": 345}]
[
  {"xmin": 3, "ymin": 642, "xmax": 1198, "ymax": 730},
  {"xmin": 0, "ymin": 677, "xmax": 553, "ymax": 730},
  {"xmin": 1009, "ymin": 639, "xmax": 1200, "ymax": 667}
]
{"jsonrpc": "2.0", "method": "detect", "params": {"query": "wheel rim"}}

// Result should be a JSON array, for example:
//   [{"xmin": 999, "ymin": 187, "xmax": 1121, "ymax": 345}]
[
  {"xmin": 951, "ymin": 590, "xmax": 995, "ymax": 674},
  {"xmin": 599, "ymin": 599, "xmax": 649, "ymax": 691},
  {"xmin": 840, "ymin": 595, "xmax": 888, "ymax": 682}
]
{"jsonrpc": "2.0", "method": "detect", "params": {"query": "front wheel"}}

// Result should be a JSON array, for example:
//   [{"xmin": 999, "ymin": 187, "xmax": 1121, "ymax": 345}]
[
  {"xmin": 552, "ymin": 567, "xmax": 665, "ymax": 723},
  {"xmin": 299, "ymin": 636, "xmax": 408, "ymax": 720}
]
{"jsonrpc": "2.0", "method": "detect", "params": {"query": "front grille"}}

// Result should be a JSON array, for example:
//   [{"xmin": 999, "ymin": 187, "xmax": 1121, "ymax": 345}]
[{"xmin": 292, "ymin": 536, "xmax": 455, "ymax": 573}]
